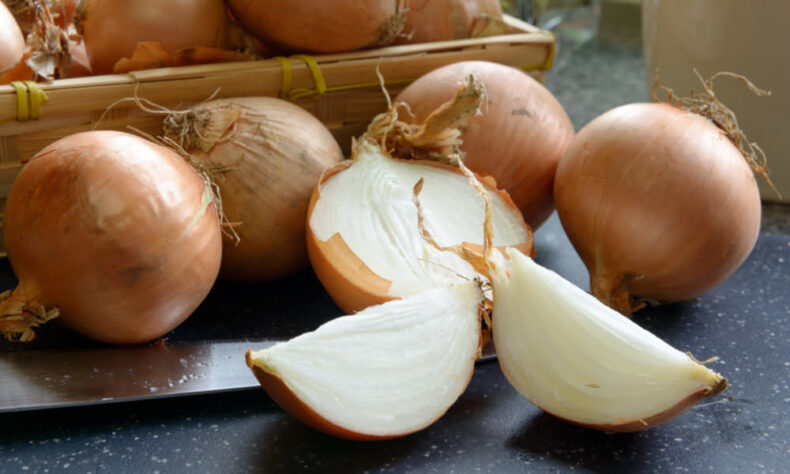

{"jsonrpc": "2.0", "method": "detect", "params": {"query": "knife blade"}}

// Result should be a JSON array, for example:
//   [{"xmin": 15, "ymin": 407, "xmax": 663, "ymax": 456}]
[
  {"xmin": 0, "ymin": 336, "xmax": 497, "ymax": 414},
  {"xmin": 0, "ymin": 339, "xmax": 277, "ymax": 413}
]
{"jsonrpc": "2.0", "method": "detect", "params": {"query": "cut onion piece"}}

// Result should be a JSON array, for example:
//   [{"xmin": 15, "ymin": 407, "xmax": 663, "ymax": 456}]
[
  {"xmin": 491, "ymin": 248, "xmax": 727, "ymax": 431},
  {"xmin": 308, "ymin": 141, "xmax": 533, "ymax": 314},
  {"xmin": 246, "ymin": 281, "xmax": 483, "ymax": 440}
]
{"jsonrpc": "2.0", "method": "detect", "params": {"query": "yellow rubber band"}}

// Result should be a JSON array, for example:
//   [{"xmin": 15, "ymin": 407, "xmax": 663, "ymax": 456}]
[
  {"xmin": 9, "ymin": 80, "xmax": 49, "ymax": 121},
  {"xmin": 273, "ymin": 56, "xmax": 293, "ymax": 99},
  {"xmin": 289, "ymin": 54, "xmax": 327, "ymax": 100},
  {"xmin": 521, "ymin": 34, "xmax": 555, "ymax": 73},
  {"xmin": 25, "ymin": 81, "xmax": 49, "ymax": 119},
  {"xmin": 10, "ymin": 81, "xmax": 29, "ymax": 121}
]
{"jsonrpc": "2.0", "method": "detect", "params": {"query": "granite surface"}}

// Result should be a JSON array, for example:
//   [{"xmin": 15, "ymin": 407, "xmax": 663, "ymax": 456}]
[{"xmin": 1, "ymin": 16, "xmax": 789, "ymax": 474}]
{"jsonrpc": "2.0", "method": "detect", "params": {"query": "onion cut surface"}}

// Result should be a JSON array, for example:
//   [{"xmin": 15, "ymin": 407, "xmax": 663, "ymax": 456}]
[
  {"xmin": 308, "ymin": 141, "xmax": 533, "ymax": 313},
  {"xmin": 491, "ymin": 248, "xmax": 727, "ymax": 431},
  {"xmin": 246, "ymin": 282, "xmax": 483, "ymax": 440}
]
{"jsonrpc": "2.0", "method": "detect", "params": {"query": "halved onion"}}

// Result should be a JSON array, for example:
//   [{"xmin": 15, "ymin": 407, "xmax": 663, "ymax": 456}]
[
  {"xmin": 491, "ymin": 248, "xmax": 727, "ymax": 431},
  {"xmin": 307, "ymin": 141, "xmax": 533, "ymax": 314},
  {"xmin": 246, "ymin": 281, "xmax": 483, "ymax": 440}
]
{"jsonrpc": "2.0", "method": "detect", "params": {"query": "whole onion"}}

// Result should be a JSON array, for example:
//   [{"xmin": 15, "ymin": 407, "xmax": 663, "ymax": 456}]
[
  {"xmin": 0, "ymin": 131, "xmax": 222, "ymax": 344},
  {"xmin": 395, "ymin": 61, "xmax": 575, "ymax": 229},
  {"xmin": 0, "ymin": 2, "xmax": 27, "ymax": 82},
  {"xmin": 75, "ymin": 0, "xmax": 232, "ymax": 74},
  {"xmin": 164, "ymin": 97, "xmax": 345, "ymax": 282},
  {"xmin": 225, "ymin": 0, "xmax": 406, "ymax": 53},
  {"xmin": 553, "ymin": 102, "xmax": 762, "ymax": 315},
  {"xmin": 395, "ymin": 0, "xmax": 503, "ymax": 44}
]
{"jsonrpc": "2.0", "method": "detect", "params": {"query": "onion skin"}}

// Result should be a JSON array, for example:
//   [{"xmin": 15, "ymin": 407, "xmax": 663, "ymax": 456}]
[
  {"xmin": 395, "ymin": 0, "xmax": 503, "ymax": 44},
  {"xmin": 76, "ymin": 0, "xmax": 231, "ymax": 75},
  {"xmin": 0, "ymin": 2, "xmax": 26, "ymax": 77},
  {"xmin": 1, "ymin": 131, "xmax": 222, "ymax": 344},
  {"xmin": 553, "ymin": 103, "xmax": 761, "ymax": 315},
  {"xmin": 225, "ymin": 0, "xmax": 405, "ymax": 53},
  {"xmin": 394, "ymin": 61, "xmax": 575, "ymax": 229},
  {"xmin": 307, "ymin": 158, "xmax": 534, "ymax": 314},
  {"xmin": 556, "ymin": 379, "xmax": 728, "ymax": 432}
]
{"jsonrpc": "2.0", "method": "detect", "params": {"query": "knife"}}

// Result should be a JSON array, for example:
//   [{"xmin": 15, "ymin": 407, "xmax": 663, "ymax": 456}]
[{"xmin": 0, "ymin": 338, "xmax": 497, "ymax": 413}]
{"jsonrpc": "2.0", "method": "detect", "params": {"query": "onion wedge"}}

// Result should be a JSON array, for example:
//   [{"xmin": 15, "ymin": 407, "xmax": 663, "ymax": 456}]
[
  {"xmin": 490, "ymin": 248, "xmax": 728, "ymax": 431},
  {"xmin": 246, "ymin": 282, "xmax": 484, "ymax": 440}
]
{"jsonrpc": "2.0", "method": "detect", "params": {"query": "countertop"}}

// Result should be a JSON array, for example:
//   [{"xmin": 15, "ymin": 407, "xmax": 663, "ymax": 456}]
[{"xmin": 2, "ymin": 19, "xmax": 790, "ymax": 474}]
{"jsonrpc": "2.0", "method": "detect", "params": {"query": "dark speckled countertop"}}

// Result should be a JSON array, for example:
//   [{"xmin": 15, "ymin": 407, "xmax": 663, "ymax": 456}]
[{"xmin": 1, "ymin": 12, "xmax": 789, "ymax": 474}]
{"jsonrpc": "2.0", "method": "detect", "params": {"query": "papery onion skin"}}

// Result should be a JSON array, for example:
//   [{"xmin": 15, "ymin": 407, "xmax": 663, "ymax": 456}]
[
  {"xmin": 225, "ymin": 0, "xmax": 405, "ymax": 53},
  {"xmin": 394, "ymin": 61, "xmax": 575, "ymax": 229},
  {"xmin": 553, "ymin": 102, "xmax": 761, "ymax": 315},
  {"xmin": 306, "ymin": 156, "xmax": 534, "ymax": 314},
  {"xmin": 76, "ymin": 0, "xmax": 231, "ymax": 75},
  {"xmin": 1, "ymin": 130, "xmax": 222, "ymax": 344},
  {"xmin": 395, "ymin": 0, "xmax": 503, "ymax": 44},
  {"xmin": 0, "ymin": 2, "xmax": 26, "ymax": 77},
  {"xmin": 171, "ymin": 97, "xmax": 344, "ymax": 282}
]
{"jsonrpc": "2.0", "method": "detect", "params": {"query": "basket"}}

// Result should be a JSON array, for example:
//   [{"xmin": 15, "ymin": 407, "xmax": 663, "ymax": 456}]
[{"xmin": 0, "ymin": 15, "xmax": 554, "ymax": 254}]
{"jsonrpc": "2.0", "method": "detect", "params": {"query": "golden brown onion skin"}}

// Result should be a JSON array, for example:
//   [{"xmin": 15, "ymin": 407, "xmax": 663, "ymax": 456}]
[
  {"xmin": 184, "ymin": 97, "xmax": 344, "ymax": 282},
  {"xmin": 0, "ymin": 3, "xmax": 26, "ymax": 76},
  {"xmin": 553, "ymin": 103, "xmax": 761, "ymax": 315},
  {"xmin": 225, "ymin": 0, "xmax": 404, "ymax": 53},
  {"xmin": 3, "ymin": 131, "xmax": 222, "ymax": 344},
  {"xmin": 394, "ymin": 0, "xmax": 503, "ymax": 44},
  {"xmin": 394, "ymin": 61, "xmax": 575, "ymax": 229},
  {"xmin": 77, "ymin": 0, "xmax": 230, "ymax": 74}
]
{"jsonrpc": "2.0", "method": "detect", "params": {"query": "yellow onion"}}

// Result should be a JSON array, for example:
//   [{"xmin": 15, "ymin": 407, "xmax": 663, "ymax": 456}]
[
  {"xmin": 75, "ymin": 0, "xmax": 233, "ymax": 74},
  {"xmin": 395, "ymin": 0, "xmax": 503, "ymax": 44},
  {"xmin": 0, "ymin": 2, "xmax": 29, "ymax": 83},
  {"xmin": 307, "ymin": 76, "xmax": 533, "ymax": 314},
  {"xmin": 164, "ymin": 97, "xmax": 344, "ymax": 282},
  {"xmin": 554, "ymin": 102, "xmax": 762, "ymax": 315},
  {"xmin": 0, "ymin": 131, "xmax": 222, "ymax": 344},
  {"xmin": 225, "ymin": 0, "xmax": 406, "ymax": 53}
]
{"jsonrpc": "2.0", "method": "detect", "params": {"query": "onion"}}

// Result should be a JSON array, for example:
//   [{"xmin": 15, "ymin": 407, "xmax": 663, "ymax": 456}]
[
  {"xmin": 395, "ymin": 0, "xmax": 503, "ymax": 44},
  {"xmin": 225, "ymin": 0, "xmax": 406, "ymax": 53},
  {"xmin": 0, "ymin": 130, "xmax": 223, "ymax": 344},
  {"xmin": 247, "ymin": 281, "xmax": 483, "ymax": 440},
  {"xmin": 394, "ymin": 61, "xmax": 575, "ymax": 229},
  {"xmin": 75, "ymin": 0, "xmax": 233, "ymax": 75},
  {"xmin": 554, "ymin": 100, "xmax": 762, "ymax": 316},
  {"xmin": 2, "ymin": 0, "xmax": 76, "ymax": 31},
  {"xmin": 0, "ymin": 2, "xmax": 28, "ymax": 82},
  {"xmin": 489, "ymin": 247, "xmax": 727, "ymax": 431},
  {"xmin": 163, "ymin": 97, "xmax": 344, "ymax": 282},
  {"xmin": 307, "ymin": 76, "xmax": 534, "ymax": 314}
]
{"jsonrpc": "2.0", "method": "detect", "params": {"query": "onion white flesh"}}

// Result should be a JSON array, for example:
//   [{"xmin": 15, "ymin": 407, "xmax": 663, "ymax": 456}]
[
  {"xmin": 308, "ymin": 141, "xmax": 532, "ymax": 313},
  {"xmin": 491, "ymin": 248, "xmax": 727, "ymax": 431},
  {"xmin": 246, "ymin": 282, "xmax": 483, "ymax": 440}
]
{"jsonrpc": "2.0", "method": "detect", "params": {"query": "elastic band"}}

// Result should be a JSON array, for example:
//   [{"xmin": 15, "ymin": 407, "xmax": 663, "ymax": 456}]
[
  {"xmin": 273, "ymin": 56, "xmax": 293, "ymax": 99},
  {"xmin": 9, "ymin": 81, "xmax": 49, "ymax": 121},
  {"xmin": 289, "ymin": 54, "xmax": 327, "ymax": 100},
  {"xmin": 26, "ymin": 81, "xmax": 49, "ymax": 119},
  {"xmin": 10, "ymin": 81, "xmax": 29, "ymax": 121},
  {"xmin": 521, "ymin": 34, "xmax": 555, "ymax": 73}
]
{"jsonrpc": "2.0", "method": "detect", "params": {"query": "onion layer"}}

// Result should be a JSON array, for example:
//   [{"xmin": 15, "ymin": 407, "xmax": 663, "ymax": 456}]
[
  {"xmin": 225, "ymin": 0, "xmax": 406, "ymax": 53},
  {"xmin": 0, "ymin": 131, "xmax": 222, "ymax": 344},
  {"xmin": 164, "ymin": 97, "xmax": 344, "ymax": 282},
  {"xmin": 394, "ymin": 61, "xmax": 575, "ymax": 229},
  {"xmin": 553, "ymin": 103, "xmax": 761, "ymax": 315}
]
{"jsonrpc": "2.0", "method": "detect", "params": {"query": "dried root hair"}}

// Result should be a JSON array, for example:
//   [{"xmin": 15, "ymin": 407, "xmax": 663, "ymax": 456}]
[{"xmin": 653, "ymin": 68, "xmax": 779, "ymax": 198}]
